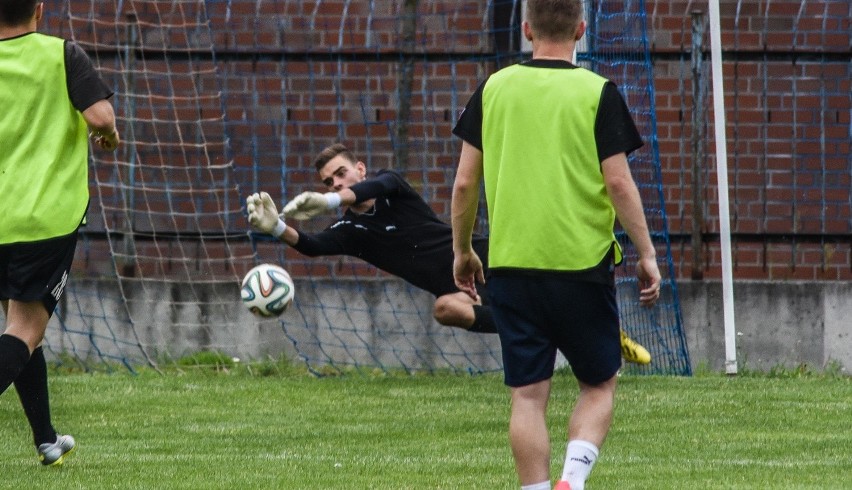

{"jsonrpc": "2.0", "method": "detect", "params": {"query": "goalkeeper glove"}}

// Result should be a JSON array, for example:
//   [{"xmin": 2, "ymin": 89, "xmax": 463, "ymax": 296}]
[
  {"xmin": 282, "ymin": 191, "xmax": 341, "ymax": 220},
  {"xmin": 246, "ymin": 192, "xmax": 287, "ymax": 238}
]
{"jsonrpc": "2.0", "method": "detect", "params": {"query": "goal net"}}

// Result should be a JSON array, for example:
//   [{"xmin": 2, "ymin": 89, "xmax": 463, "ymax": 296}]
[{"xmin": 39, "ymin": 0, "xmax": 691, "ymax": 375}]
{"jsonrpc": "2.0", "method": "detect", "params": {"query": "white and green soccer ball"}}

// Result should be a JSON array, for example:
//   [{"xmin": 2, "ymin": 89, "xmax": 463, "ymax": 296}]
[{"xmin": 240, "ymin": 263, "xmax": 294, "ymax": 317}]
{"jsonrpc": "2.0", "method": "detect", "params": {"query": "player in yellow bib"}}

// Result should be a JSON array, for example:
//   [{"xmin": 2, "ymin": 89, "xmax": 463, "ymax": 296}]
[
  {"xmin": 451, "ymin": 1, "xmax": 661, "ymax": 488},
  {"xmin": 0, "ymin": 0, "xmax": 119, "ymax": 466}
]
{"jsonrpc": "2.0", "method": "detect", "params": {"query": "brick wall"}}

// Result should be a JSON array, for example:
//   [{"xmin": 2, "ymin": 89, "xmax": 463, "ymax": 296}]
[
  {"xmin": 43, "ymin": 0, "xmax": 850, "ymax": 281},
  {"xmin": 648, "ymin": 1, "xmax": 851, "ymax": 280}
]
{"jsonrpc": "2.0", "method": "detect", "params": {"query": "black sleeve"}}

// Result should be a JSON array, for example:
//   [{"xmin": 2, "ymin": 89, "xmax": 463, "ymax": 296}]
[
  {"xmin": 349, "ymin": 170, "xmax": 406, "ymax": 204},
  {"xmin": 452, "ymin": 80, "xmax": 486, "ymax": 151},
  {"xmin": 594, "ymin": 81, "xmax": 644, "ymax": 161},
  {"xmin": 64, "ymin": 40, "xmax": 113, "ymax": 112},
  {"xmin": 289, "ymin": 227, "xmax": 350, "ymax": 257}
]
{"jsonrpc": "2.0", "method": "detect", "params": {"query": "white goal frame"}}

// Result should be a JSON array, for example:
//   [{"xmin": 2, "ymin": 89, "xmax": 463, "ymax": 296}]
[{"xmin": 708, "ymin": 0, "xmax": 738, "ymax": 375}]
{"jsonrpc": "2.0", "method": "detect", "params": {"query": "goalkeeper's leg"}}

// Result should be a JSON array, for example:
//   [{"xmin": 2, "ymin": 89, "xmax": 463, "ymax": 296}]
[{"xmin": 433, "ymin": 292, "xmax": 497, "ymax": 333}]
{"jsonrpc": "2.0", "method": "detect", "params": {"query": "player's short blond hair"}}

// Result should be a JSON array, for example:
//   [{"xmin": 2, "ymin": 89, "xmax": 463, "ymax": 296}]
[{"xmin": 526, "ymin": 0, "xmax": 583, "ymax": 42}]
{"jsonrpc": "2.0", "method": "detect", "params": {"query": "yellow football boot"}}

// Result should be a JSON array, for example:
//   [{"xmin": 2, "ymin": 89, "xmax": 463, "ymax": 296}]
[{"xmin": 620, "ymin": 329, "xmax": 651, "ymax": 365}]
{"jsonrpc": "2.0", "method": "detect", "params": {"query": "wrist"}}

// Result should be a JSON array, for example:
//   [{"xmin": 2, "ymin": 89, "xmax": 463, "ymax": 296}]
[
  {"xmin": 323, "ymin": 192, "xmax": 342, "ymax": 209},
  {"xmin": 271, "ymin": 218, "xmax": 287, "ymax": 238},
  {"xmin": 639, "ymin": 252, "xmax": 657, "ymax": 261},
  {"xmin": 453, "ymin": 244, "xmax": 473, "ymax": 254}
]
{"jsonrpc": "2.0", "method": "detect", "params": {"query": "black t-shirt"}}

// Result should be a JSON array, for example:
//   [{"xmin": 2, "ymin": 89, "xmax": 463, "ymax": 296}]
[
  {"xmin": 64, "ymin": 40, "xmax": 113, "ymax": 111},
  {"xmin": 290, "ymin": 170, "xmax": 489, "ymax": 297},
  {"xmin": 453, "ymin": 59, "xmax": 643, "ymax": 161}
]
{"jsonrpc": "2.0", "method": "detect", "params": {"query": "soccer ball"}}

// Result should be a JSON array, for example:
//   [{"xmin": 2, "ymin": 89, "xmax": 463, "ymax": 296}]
[{"xmin": 240, "ymin": 263, "xmax": 295, "ymax": 317}]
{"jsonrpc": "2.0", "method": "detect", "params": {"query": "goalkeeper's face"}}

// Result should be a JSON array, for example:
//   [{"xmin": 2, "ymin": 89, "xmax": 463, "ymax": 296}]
[{"xmin": 318, "ymin": 155, "xmax": 367, "ymax": 191}]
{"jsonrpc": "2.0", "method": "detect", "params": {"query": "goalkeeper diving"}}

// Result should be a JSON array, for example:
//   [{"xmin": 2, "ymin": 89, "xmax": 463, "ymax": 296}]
[{"xmin": 245, "ymin": 143, "xmax": 651, "ymax": 363}]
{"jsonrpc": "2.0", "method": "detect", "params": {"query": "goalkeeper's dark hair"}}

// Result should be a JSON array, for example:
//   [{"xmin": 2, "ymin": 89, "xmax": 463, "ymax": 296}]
[
  {"xmin": 526, "ymin": 0, "xmax": 583, "ymax": 42},
  {"xmin": 314, "ymin": 143, "xmax": 357, "ymax": 172},
  {"xmin": 0, "ymin": 0, "xmax": 39, "ymax": 26}
]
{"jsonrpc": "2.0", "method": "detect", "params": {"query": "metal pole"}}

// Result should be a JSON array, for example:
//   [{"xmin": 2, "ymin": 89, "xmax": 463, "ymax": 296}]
[
  {"xmin": 122, "ymin": 13, "xmax": 138, "ymax": 277},
  {"xmin": 691, "ymin": 11, "xmax": 705, "ymax": 280},
  {"xmin": 395, "ymin": 0, "xmax": 419, "ymax": 170},
  {"xmin": 708, "ymin": 0, "xmax": 738, "ymax": 375}
]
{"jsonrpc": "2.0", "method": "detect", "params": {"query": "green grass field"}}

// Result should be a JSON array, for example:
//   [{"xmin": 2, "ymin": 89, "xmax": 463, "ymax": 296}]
[{"xmin": 1, "ymin": 364, "xmax": 849, "ymax": 489}]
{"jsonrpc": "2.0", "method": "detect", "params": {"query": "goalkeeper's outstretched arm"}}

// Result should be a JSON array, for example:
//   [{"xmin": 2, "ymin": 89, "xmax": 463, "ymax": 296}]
[
  {"xmin": 246, "ymin": 192, "xmax": 299, "ymax": 246},
  {"xmin": 281, "ymin": 171, "xmax": 406, "ymax": 220},
  {"xmin": 245, "ymin": 192, "xmax": 349, "ymax": 256},
  {"xmin": 280, "ymin": 191, "xmax": 347, "ymax": 220}
]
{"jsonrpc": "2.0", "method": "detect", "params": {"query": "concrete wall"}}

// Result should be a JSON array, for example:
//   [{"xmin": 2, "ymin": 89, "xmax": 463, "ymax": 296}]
[
  {"xmin": 678, "ymin": 281, "xmax": 851, "ymax": 374},
  {"xmin": 37, "ymin": 277, "xmax": 298, "ymax": 368},
  {"xmin": 6, "ymin": 279, "xmax": 846, "ymax": 375}
]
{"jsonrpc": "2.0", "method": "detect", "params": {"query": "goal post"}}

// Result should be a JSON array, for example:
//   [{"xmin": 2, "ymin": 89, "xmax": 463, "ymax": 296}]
[{"xmin": 708, "ymin": 0, "xmax": 738, "ymax": 375}]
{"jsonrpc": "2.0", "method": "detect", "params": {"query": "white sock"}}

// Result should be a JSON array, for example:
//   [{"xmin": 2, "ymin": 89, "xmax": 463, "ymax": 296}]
[
  {"xmin": 559, "ymin": 440, "xmax": 599, "ymax": 490},
  {"xmin": 521, "ymin": 482, "xmax": 551, "ymax": 490}
]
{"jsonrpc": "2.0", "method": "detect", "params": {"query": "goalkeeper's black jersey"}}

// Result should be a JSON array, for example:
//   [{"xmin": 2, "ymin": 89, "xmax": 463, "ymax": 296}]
[{"xmin": 290, "ymin": 169, "xmax": 489, "ymax": 297}]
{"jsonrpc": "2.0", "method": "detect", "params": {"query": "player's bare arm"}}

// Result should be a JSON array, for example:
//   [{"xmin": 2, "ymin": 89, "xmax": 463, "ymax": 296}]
[
  {"xmin": 451, "ymin": 141, "xmax": 486, "ymax": 300},
  {"xmin": 601, "ymin": 152, "xmax": 661, "ymax": 306}
]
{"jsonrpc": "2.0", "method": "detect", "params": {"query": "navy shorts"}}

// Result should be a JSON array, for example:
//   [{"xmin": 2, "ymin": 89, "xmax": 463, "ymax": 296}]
[
  {"xmin": 487, "ymin": 274, "xmax": 621, "ymax": 387},
  {"xmin": 0, "ymin": 232, "xmax": 78, "ymax": 316}
]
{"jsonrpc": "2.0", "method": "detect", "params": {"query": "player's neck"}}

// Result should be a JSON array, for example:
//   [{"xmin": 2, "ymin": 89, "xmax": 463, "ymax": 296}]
[
  {"xmin": 0, "ymin": 26, "xmax": 34, "ymax": 40},
  {"xmin": 532, "ymin": 42, "xmax": 575, "ymax": 63},
  {"xmin": 0, "ymin": 20, "xmax": 37, "ymax": 40}
]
